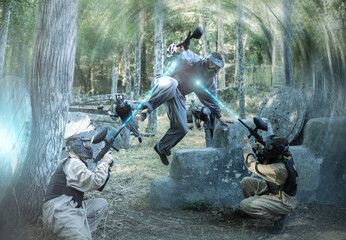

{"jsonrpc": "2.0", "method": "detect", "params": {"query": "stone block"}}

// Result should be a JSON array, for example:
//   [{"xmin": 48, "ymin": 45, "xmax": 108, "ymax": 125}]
[
  {"xmin": 290, "ymin": 146, "xmax": 322, "ymax": 202},
  {"xmin": 149, "ymin": 117, "xmax": 346, "ymax": 209},
  {"xmin": 150, "ymin": 147, "xmax": 249, "ymax": 209},
  {"xmin": 303, "ymin": 117, "xmax": 346, "ymax": 154},
  {"xmin": 214, "ymin": 118, "xmax": 274, "ymax": 149}
]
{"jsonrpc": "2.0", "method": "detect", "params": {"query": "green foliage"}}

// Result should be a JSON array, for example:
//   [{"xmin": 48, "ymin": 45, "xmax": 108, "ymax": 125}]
[
  {"xmin": 4, "ymin": 0, "xmax": 36, "ymax": 79},
  {"xmin": 246, "ymin": 32, "xmax": 271, "ymax": 65}
]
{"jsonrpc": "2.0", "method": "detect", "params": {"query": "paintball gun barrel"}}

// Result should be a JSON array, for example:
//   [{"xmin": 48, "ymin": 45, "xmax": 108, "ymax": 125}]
[
  {"xmin": 238, "ymin": 117, "xmax": 268, "ymax": 145},
  {"xmin": 176, "ymin": 27, "xmax": 203, "ymax": 50}
]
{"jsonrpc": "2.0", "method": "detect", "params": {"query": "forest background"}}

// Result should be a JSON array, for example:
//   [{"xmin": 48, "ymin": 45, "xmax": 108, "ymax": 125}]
[{"xmin": 0, "ymin": 0, "xmax": 345, "ymax": 239}]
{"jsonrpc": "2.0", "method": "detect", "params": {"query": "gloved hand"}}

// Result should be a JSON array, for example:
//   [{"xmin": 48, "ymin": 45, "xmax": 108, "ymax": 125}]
[
  {"xmin": 242, "ymin": 136, "xmax": 250, "ymax": 147},
  {"xmin": 102, "ymin": 151, "xmax": 114, "ymax": 165},
  {"xmin": 252, "ymin": 141, "xmax": 264, "ymax": 152},
  {"xmin": 174, "ymin": 45, "xmax": 185, "ymax": 53}
]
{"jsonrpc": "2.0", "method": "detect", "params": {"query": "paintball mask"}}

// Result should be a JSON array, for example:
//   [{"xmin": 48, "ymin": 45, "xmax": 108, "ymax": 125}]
[
  {"xmin": 262, "ymin": 135, "xmax": 289, "ymax": 159},
  {"xmin": 116, "ymin": 97, "xmax": 124, "ymax": 106},
  {"xmin": 166, "ymin": 43, "xmax": 177, "ymax": 58},
  {"xmin": 203, "ymin": 53, "xmax": 224, "ymax": 78},
  {"xmin": 66, "ymin": 137, "xmax": 93, "ymax": 159}
]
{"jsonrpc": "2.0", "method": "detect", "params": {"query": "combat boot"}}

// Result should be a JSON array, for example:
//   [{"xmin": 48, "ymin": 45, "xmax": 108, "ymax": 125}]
[
  {"xmin": 154, "ymin": 145, "xmax": 169, "ymax": 165},
  {"xmin": 269, "ymin": 214, "xmax": 288, "ymax": 234}
]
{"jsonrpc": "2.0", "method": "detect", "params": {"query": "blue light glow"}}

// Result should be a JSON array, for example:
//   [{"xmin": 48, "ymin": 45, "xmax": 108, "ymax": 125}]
[
  {"xmin": 0, "ymin": 128, "xmax": 18, "ymax": 173},
  {"xmin": 197, "ymin": 82, "xmax": 239, "ymax": 119},
  {"xmin": 163, "ymin": 60, "xmax": 179, "ymax": 77},
  {"xmin": 120, "ymin": 82, "xmax": 159, "ymax": 130},
  {"xmin": 170, "ymin": 61, "xmax": 177, "ymax": 69},
  {"xmin": 119, "ymin": 61, "xmax": 179, "ymax": 130}
]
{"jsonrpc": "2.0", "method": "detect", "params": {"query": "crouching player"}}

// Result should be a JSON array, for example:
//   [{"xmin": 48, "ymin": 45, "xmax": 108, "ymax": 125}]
[
  {"xmin": 42, "ymin": 136, "xmax": 113, "ymax": 239},
  {"xmin": 240, "ymin": 135, "xmax": 298, "ymax": 234}
]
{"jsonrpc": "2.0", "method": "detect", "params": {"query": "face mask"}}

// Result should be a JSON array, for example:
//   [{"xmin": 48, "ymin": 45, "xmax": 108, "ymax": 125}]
[
  {"xmin": 202, "ymin": 59, "xmax": 217, "ymax": 79},
  {"xmin": 262, "ymin": 136, "xmax": 288, "ymax": 159},
  {"xmin": 207, "ymin": 58, "xmax": 221, "ymax": 73}
]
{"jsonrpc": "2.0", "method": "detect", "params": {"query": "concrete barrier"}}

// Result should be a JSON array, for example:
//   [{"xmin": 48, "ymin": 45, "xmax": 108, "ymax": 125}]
[{"xmin": 149, "ymin": 117, "xmax": 346, "ymax": 209}]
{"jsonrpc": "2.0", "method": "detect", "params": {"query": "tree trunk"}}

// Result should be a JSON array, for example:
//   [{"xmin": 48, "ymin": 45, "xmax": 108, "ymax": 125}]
[
  {"xmin": 90, "ymin": 66, "xmax": 94, "ymax": 95},
  {"xmin": 0, "ymin": 0, "xmax": 11, "ymax": 79},
  {"xmin": 237, "ymin": 0, "xmax": 245, "ymax": 119},
  {"xmin": 271, "ymin": 37, "xmax": 277, "ymax": 87},
  {"xmin": 217, "ymin": 0, "xmax": 225, "ymax": 88},
  {"xmin": 147, "ymin": 0, "xmax": 163, "ymax": 134},
  {"xmin": 9, "ymin": 38, "xmax": 18, "ymax": 76},
  {"xmin": 322, "ymin": 0, "xmax": 334, "ymax": 94},
  {"xmin": 141, "ymin": 41, "xmax": 147, "ymax": 91},
  {"xmin": 124, "ymin": 43, "xmax": 131, "ymax": 100},
  {"xmin": 133, "ymin": 10, "xmax": 142, "ymax": 100},
  {"xmin": 283, "ymin": 0, "xmax": 294, "ymax": 87},
  {"xmin": 5, "ymin": 0, "xmax": 78, "ymax": 225},
  {"xmin": 111, "ymin": 62, "xmax": 118, "ymax": 96},
  {"xmin": 19, "ymin": 39, "xmax": 26, "ymax": 80},
  {"xmin": 200, "ymin": 0, "xmax": 209, "ymax": 57}
]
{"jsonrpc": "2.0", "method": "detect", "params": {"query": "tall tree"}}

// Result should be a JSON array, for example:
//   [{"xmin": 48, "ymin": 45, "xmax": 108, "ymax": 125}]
[
  {"xmin": 217, "ymin": 0, "xmax": 225, "ymax": 88},
  {"xmin": 0, "ymin": 0, "xmax": 11, "ymax": 79},
  {"xmin": 124, "ymin": 42, "xmax": 131, "ymax": 100},
  {"xmin": 200, "ymin": 0, "xmax": 209, "ymax": 56},
  {"xmin": 237, "ymin": 0, "xmax": 245, "ymax": 118},
  {"xmin": 147, "ymin": 0, "xmax": 163, "ymax": 134},
  {"xmin": 283, "ymin": 0, "xmax": 294, "ymax": 87},
  {"xmin": 133, "ymin": 6, "xmax": 143, "ymax": 100},
  {"xmin": 5, "ymin": 0, "xmax": 78, "ymax": 224},
  {"xmin": 111, "ymin": 62, "xmax": 118, "ymax": 96}
]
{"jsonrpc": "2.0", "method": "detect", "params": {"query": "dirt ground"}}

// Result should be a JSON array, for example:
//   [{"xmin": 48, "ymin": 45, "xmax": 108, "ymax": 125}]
[{"xmin": 18, "ymin": 115, "xmax": 346, "ymax": 240}]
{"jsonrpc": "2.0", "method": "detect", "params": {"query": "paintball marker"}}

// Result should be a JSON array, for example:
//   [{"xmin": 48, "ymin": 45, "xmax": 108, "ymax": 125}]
[
  {"xmin": 176, "ymin": 26, "xmax": 203, "ymax": 50},
  {"xmin": 238, "ymin": 117, "xmax": 268, "ymax": 145},
  {"xmin": 97, "ymin": 105, "xmax": 118, "ymax": 119},
  {"xmin": 91, "ymin": 127, "xmax": 121, "ymax": 163}
]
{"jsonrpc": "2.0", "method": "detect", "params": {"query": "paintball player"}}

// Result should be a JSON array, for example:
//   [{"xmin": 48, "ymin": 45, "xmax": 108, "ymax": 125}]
[
  {"xmin": 109, "ymin": 98, "xmax": 142, "ymax": 149},
  {"xmin": 240, "ymin": 135, "xmax": 298, "ymax": 234},
  {"xmin": 189, "ymin": 100, "xmax": 217, "ymax": 147},
  {"xmin": 42, "ymin": 136, "xmax": 113, "ymax": 239},
  {"xmin": 136, "ymin": 44, "xmax": 234, "ymax": 165}
]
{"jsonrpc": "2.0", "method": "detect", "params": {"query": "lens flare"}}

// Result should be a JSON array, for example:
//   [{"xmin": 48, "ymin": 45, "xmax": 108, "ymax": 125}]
[
  {"xmin": 0, "ymin": 128, "xmax": 18, "ymax": 173},
  {"xmin": 197, "ymin": 82, "xmax": 239, "ymax": 119},
  {"xmin": 121, "ymin": 60, "xmax": 180, "ymax": 130},
  {"xmin": 170, "ymin": 61, "xmax": 177, "ymax": 69}
]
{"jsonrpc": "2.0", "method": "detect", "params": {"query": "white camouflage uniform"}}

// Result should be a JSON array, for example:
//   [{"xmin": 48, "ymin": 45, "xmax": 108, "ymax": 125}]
[{"xmin": 42, "ymin": 156, "xmax": 111, "ymax": 239}]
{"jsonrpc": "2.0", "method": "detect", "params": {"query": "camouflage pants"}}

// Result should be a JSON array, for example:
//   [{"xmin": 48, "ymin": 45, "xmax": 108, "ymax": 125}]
[
  {"xmin": 145, "ymin": 77, "xmax": 188, "ymax": 156},
  {"xmin": 240, "ymin": 177, "xmax": 294, "ymax": 221},
  {"xmin": 42, "ymin": 195, "xmax": 107, "ymax": 240}
]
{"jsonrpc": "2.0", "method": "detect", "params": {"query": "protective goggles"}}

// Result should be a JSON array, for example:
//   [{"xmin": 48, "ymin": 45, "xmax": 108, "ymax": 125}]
[
  {"xmin": 264, "ymin": 136, "xmax": 289, "ymax": 156},
  {"xmin": 207, "ymin": 55, "xmax": 224, "ymax": 73}
]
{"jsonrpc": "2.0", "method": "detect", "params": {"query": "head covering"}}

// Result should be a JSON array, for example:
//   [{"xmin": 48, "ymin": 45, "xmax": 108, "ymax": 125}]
[
  {"xmin": 262, "ymin": 135, "xmax": 289, "ymax": 159},
  {"xmin": 202, "ymin": 52, "xmax": 224, "ymax": 79},
  {"xmin": 116, "ymin": 98, "xmax": 124, "ymax": 105},
  {"xmin": 66, "ymin": 137, "xmax": 93, "ymax": 159},
  {"xmin": 166, "ymin": 43, "xmax": 176, "ymax": 58}
]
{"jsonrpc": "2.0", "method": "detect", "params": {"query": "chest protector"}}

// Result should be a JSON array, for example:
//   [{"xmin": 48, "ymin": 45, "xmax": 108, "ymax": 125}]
[
  {"xmin": 266, "ymin": 157, "xmax": 298, "ymax": 196},
  {"xmin": 44, "ymin": 159, "xmax": 85, "ymax": 207}
]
